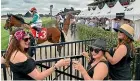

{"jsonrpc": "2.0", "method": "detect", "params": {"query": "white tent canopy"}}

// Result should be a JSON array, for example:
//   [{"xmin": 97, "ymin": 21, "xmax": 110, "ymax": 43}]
[
  {"xmin": 91, "ymin": 6, "xmax": 100, "ymax": 17},
  {"xmin": 78, "ymin": 9, "xmax": 88, "ymax": 17},
  {"xmin": 124, "ymin": 0, "xmax": 140, "ymax": 40},
  {"xmin": 124, "ymin": 0, "xmax": 140, "ymax": 20},
  {"xmin": 86, "ymin": 9, "xmax": 94, "ymax": 17},
  {"xmin": 98, "ymin": 4, "xmax": 111, "ymax": 18},
  {"xmin": 83, "ymin": 10, "xmax": 91, "ymax": 17},
  {"xmin": 107, "ymin": 1, "xmax": 125, "ymax": 19},
  {"xmin": 134, "ymin": 20, "xmax": 140, "ymax": 40},
  {"xmin": 78, "ymin": 9, "xmax": 95, "ymax": 18}
]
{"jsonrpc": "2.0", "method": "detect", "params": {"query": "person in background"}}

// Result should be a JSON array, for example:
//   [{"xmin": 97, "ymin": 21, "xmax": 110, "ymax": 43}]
[
  {"xmin": 1, "ymin": 28, "xmax": 70, "ymax": 80},
  {"xmin": 105, "ymin": 24, "xmax": 135, "ymax": 80},
  {"xmin": 113, "ymin": 18, "xmax": 120, "ymax": 32},
  {"xmin": 58, "ymin": 13, "xmax": 64, "ymax": 30},
  {"xmin": 73, "ymin": 39, "xmax": 109, "ymax": 80},
  {"xmin": 29, "ymin": 7, "xmax": 42, "ymax": 32},
  {"xmin": 85, "ymin": 18, "xmax": 89, "ymax": 25},
  {"xmin": 111, "ymin": 19, "xmax": 115, "ymax": 32},
  {"xmin": 105, "ymin": 18, "xmax": 110, "ymax": 31}
]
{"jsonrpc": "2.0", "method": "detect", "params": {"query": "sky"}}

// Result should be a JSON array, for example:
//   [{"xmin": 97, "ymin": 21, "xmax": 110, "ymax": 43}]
[{"xmin": 1, "ymin": 0, "xmax": 93, "ymax": 15}]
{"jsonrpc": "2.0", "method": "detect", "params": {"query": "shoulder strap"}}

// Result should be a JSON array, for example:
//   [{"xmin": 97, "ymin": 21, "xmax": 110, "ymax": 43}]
[{"xmin": 99, "ymin": 60, "xmax": 108, "ymax": 66}]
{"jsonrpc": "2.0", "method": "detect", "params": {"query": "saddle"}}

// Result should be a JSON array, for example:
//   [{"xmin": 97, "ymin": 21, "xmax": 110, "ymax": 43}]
[{"xmin": 30, "ymin": 27, "xmax": 47, "ymax": 40}]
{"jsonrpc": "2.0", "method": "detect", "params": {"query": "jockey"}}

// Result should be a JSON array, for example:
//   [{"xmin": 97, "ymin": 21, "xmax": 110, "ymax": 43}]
[
  {"xmin": 29, "ymin": 7, "xmax": 42, "ymax": 32},
  {"xmin": 58, "ymin": 13, "xmax": 64, "ymax": 29}
]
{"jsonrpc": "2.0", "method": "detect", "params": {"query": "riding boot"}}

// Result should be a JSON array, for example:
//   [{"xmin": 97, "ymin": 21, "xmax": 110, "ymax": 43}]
[{"xmin": 32, "ymin": 26, "xmax": 41, "ymax": 32}]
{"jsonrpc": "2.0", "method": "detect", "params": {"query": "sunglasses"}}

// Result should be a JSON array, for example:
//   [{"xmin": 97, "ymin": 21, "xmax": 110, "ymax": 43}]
[
  {"xmin": 23, "ymin": 37, "xmax": 31, "ymax": 42},
  {"xmin": 89, "ymin": 47, "xmax": 101, "ymax": 54}
]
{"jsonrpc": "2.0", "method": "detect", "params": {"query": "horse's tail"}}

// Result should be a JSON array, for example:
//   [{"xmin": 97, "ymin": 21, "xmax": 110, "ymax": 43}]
[{"xmin": 59, "ymin": 29, "xmax": 65, "ymax": 42}]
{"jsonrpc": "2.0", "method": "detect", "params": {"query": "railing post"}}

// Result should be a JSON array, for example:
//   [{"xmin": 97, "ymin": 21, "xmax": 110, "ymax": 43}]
[{"xmin": 2, "ymin": 64, "xmax": 7, "ymax": 80}]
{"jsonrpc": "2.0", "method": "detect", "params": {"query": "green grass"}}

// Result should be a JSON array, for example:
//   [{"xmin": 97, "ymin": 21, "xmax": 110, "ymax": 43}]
[
  {"xmin": 1, "ymin": 22, "xmax": 9, "ymax": 50},
  {"xmin": 1, "ymin": 17, "xmax": 55, "ymax": 50}
]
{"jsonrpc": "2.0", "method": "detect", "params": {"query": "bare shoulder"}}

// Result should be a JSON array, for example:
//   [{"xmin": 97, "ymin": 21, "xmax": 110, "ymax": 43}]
[
  {"xmin": 10, "ymin": 51, "xmax": 28, "ymax": 64},
  {"xmin": 95, "ymin": 62, "xmax": 108, "ymax": 70},
  {"xmin": 93, "ymin": 62, "xmax": 108, "ymax": 80},
  {"xmin": 118, "ymin": 44, "xmax": 127, "ymax": 50}
]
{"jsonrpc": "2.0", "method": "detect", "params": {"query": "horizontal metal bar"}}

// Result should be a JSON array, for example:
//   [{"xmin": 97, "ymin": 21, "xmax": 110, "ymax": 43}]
[
  {"xmin": 35, "ymin": 55, "xmax": 83, "ymax": 63},
  {"xmin": 29, "ymin": 39, "xmax": 95, "ymax": 48},
  {"xmin": 36, "ymin": 63, "xmax": 83, "ymax": 80},
  {"xmin": 1, "ymin": 64, "xmax": 5, "ymax": 68}
]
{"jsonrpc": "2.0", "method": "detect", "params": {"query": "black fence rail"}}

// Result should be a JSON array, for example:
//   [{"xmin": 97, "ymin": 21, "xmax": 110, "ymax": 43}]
[
  {"xmin": 35, "ymin": 55, "xmax": 85, "ymax": 80},
  {"xmin": 27, "ymin": 39, "xmax": 96, "ymax": 61},
  {"xmin": 1, "ymin": 39, "xmax": 140, "ymax": 80}
]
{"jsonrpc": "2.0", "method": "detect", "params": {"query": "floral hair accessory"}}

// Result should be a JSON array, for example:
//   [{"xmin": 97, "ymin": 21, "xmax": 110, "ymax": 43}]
[{"xmin": 14, "ymin": 30, "xmax": 26, "ymax": 41}]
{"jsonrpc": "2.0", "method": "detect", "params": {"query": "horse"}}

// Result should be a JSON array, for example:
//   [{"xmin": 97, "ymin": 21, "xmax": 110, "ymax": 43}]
[
  {"xmin": 4, "ymin": 13, "xmax": 73, "ymax": 56},
  {"xmin": 56, "ymin": 13, "xmax": 73, "ymax": 35},
  {"xmin": 70, "ymin": 16, "xmax": 77, "ymax": 37}
]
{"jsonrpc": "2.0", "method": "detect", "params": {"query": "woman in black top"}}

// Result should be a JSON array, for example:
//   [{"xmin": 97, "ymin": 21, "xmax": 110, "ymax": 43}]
[
  {"xmin": 105, "ymin": 24, "xmax": 135, "ymax": 80},
  {"xmin": 73, "ymin": 39, "xmax": 109, "ymax": 80},
  {"xmin": 2, "ymin": 28, "xmax": 70, "ymax": 80}
]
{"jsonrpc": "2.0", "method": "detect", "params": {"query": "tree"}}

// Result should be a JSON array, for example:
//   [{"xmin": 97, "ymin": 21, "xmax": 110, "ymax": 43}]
[
  {"xmin": 71, "ymin": 7, "xmax": 74, "ymax": 11},
  {"xmin": 64, "ymin": 8, "xmax": 67, "ymax": 12},
  {"xmin": 88, "ymin": 7, "xmax": 91, "ymax": 11},
  {"xmin": 24, "ymin": 11, "xmax": 32, "ymax": 17}
]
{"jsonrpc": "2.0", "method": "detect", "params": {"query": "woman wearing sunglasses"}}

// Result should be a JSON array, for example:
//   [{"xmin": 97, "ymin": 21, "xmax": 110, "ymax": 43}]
[
  {"xmin": 105, "ymin": 24, "xmax": 135, "ymax": 80},
  {"xmin": 73, "ymin": 39, "xmax": 109, "ymax": 80},
  {"xmin": 2, "ymin": 28, "xmax": 70, "ymax": 80}
]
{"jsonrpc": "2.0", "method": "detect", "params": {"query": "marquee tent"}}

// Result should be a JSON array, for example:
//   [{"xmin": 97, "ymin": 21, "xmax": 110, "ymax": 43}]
[
  {"xmin": 106, "ymin": 1, "xmax": 125, "ymax": 19},
  {"xmin": 124, "ymin": 0, "xmax": 140, "ymax": 20},
  {"xmin": 91, "ymin": 6, "xmax": 100, "ymax": 17},
  {"xmin": 98, "ymin": 4, "xmax": 111, "ymax": 18}
]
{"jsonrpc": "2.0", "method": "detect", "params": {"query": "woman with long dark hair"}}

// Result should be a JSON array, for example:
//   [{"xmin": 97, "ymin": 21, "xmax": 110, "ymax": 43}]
[
  {"xmin": 2, "ymin": 28, "xmax": 70, "ymax": 80},
  {"xmin": 105, "ymin": 24, "xmax": 135, "ymax": 80}
]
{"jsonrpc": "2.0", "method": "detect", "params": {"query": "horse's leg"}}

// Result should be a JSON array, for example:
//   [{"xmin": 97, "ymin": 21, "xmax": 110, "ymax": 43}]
[
  {"xmin": 57, "ymin": 45, "xmax": 62, "ymax": 56},
  {"xmin": 51, "ymin": 31, "xmax": 62, "ymax": 56}
]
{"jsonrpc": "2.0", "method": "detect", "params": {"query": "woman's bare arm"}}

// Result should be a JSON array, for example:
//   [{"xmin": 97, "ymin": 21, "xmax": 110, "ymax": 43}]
[{"xmin": 105, "ymin": 45, "xmax": 127, "ymax": 65}]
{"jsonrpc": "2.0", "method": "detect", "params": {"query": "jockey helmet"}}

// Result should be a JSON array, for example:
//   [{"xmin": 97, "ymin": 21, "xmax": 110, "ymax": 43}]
[{"xmin": 30, "ymin": 7, "xmax": 37, "ymax": 12}]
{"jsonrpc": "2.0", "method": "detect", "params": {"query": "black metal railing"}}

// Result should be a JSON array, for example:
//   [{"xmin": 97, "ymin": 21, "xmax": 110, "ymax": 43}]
[
  {"xmin": 29, "ymin": 39, "xmax": 95, "ymax": 60},
  {"xmin": 35, "ymin": 55, "xmax": 85, "ymax": 80},
  {"xmin": 1, "ymin": 39, "xmax": 140, "ymax": 80}
]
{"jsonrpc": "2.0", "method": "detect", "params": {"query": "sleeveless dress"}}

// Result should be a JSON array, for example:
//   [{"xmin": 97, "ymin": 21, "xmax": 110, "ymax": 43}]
[
  {"xmin": 9, "ymin": 58, "xmax": 36, "ymax": 80},
  {"xmin": 87, "ymin": 61, "xmax": 109, "ymax": 80},
  {"xmin": 109, "ymin": 44, "xmax": 133, "ymax": 80}
]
